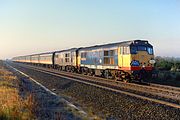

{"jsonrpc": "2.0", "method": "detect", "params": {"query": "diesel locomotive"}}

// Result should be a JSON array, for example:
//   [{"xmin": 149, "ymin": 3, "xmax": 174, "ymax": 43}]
[{"xmin": 12, "ymin": 40, "xmax": 155, "ymax": 82}]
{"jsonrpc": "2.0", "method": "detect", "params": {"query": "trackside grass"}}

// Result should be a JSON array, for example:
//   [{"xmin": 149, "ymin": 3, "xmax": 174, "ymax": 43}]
[{"xmin": 0, "ymin": 61, "xmax": 36, "ymax": 120}]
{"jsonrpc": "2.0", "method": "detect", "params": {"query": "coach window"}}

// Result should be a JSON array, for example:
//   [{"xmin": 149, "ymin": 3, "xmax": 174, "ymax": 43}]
[
  {"xmin": 65, "ymin": 53, "xmax": 70, "ymax": 57},
  {"xmin": 65, "ymin": 53, "xmax": 70, "ymax": 62},
  {"xmin": 65, "ymin": 58, "xmax": 69, "ymax": 62}
]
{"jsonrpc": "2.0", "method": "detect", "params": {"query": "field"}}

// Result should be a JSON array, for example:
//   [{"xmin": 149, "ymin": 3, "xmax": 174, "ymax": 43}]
[{"xmin": 0, "ymin": 61, "xmax": 35, "ymax": 120}]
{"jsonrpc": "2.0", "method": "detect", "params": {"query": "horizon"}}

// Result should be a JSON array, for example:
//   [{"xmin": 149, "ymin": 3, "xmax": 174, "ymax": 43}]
[
  {"xmin": 5, "ymin": 39, "xmax": 180, "ymax": 60},
  {"xmin": 0, "ymin": 0, "xmax": 180, "ymax": 59}
]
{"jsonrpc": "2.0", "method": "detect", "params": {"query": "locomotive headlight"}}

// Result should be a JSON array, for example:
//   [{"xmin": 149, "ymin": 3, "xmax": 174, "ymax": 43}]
[{"xmin": 149, "ymin": 60, "xmax": 156, "ymax": 64}]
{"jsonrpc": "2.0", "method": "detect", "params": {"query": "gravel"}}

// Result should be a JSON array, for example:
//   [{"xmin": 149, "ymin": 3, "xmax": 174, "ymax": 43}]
[
  {"xmin": 8, "ymin": 62, "xmax": 180, "ymax": 120},
  {"xmin": 5, "ymin": 64, "xmax": 88, "ymax": 120}
]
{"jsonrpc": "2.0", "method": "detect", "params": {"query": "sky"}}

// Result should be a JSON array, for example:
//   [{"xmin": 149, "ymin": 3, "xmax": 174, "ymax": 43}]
[{"xmin": 0, "ymin": 0, "xmax": 180, "ymax": 59}]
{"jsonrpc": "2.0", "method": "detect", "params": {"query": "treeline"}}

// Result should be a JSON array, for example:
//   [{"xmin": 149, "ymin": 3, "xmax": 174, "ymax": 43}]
[{"xmin": 155, "ymin": 56, "xmax": 180, "ymax": 71}]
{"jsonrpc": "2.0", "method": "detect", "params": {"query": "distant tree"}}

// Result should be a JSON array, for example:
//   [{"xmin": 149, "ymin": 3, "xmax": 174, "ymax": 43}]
[
  {"xmin": 173, "ymin": 62, "xmax": 180, "ymax": 71},
  {"xmin": 155, "ymin": 57, "xmax": 174, "ymax": 71}
]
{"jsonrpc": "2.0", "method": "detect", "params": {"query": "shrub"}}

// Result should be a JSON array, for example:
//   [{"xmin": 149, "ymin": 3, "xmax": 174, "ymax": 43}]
[{"xmin": 175, "ymin": 73, "xmax": 180, "ymax": 81}]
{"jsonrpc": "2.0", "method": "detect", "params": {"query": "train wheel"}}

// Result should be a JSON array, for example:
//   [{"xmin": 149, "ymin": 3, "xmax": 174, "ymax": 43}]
[
  {"xmin": 116, "ymin": 70, "xmax": 132, "ymax": 82},
  {"xmin": 115, "ymin": 70, "xmax": 119, "ymax": 81},
  {"xmin": 123, "ymin": 78, "xmax": 129, "ymax": 83}
]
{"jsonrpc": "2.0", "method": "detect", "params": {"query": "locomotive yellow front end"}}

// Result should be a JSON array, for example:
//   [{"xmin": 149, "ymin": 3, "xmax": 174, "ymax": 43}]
[
  {"xmin": 130, "ymin": 40, "xmax": 155, "ymax": 80},
  {"xmin": 118, "ymin": 40, "xmax": 155, "ymax": 81}
]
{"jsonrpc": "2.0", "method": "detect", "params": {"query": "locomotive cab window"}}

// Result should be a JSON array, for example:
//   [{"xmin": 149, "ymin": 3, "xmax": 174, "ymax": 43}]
[
  {"xmin": 138, "ymin": 46, "xmax": 147, "ymax": 51},
  {"xmin": 130, "ymin": 46, "xmax": 137, "ymax": 54},
  {"xmin": 147, "ymin": 47, "xmax": 153, "ymax": 55}
]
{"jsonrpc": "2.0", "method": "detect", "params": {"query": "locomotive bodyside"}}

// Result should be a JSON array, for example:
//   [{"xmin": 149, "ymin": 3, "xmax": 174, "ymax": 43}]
[
  {"xmin": 78, "ymin": 45, "xmax": 118, "ymax": 69},
  {"xmin": 78, "ymin": 40, "xmax": 155, "ymax": 81},
  {"xmin": 77, "ymin": 42, "xmax": 126, "ymax": 76},
  {"xmin": 54, "ymin": 48, "xmax": 78, "ymax": 71}
]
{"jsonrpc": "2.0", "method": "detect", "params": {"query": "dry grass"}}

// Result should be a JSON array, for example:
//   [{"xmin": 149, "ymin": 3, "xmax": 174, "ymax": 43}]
[{"xmin": 0, "ymin": 64, "xmax": 36, "ymax": 120}]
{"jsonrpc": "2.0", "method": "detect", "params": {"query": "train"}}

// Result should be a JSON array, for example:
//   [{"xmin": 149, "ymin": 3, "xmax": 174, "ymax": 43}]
[{"xmin": 12, "ymin": 40, "xmax": 155, "ymax": 82}]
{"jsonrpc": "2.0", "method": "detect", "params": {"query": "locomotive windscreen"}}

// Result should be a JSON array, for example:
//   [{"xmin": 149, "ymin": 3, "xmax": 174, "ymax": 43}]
[{"xmin": 130, "ymin": 45, "xmax": 153, "ymax": 55}]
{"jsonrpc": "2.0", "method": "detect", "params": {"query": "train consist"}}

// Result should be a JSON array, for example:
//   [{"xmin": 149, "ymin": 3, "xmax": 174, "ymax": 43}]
[{"xmin": 12, "ymin": 40, "xmax": 155, "ymax": 82}]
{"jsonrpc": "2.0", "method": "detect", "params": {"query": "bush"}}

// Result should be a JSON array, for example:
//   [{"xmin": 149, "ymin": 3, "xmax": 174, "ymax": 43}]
[
  {"xmin": 157, "ymin": 71, "xmax": 175, "ymax": 81},
  {"xmin": 175, "ymin": 73, "xmax": 180, "ymax": 81}
]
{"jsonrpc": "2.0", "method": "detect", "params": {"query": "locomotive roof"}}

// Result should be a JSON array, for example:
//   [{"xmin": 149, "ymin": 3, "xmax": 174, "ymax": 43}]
[
  {"xmin": 78, "ymin": 40, "xmax": 151, "ymax": 50},
  {"xmin": 54, "ymin": 48, "xmax": 78, "ymax": 53}
]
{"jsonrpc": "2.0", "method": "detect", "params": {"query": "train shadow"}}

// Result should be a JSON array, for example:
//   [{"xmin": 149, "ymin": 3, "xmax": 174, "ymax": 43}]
[{"xmin": 131, "ymin": 81, "xmax": 150, "ymax": 86}]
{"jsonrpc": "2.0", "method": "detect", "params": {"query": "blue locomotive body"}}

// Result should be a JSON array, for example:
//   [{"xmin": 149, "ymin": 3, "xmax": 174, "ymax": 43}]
[{"xmin": 79, "ymin": 44, "xmax": 119, "ymax": 70}]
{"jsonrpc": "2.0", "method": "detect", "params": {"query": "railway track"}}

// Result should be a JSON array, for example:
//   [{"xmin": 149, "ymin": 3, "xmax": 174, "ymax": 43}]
[
  {"xmin": 149, "ymin": 83, "xmax": 180, "ymax": 92},
  {"xmin": 7, "ymin": 62, "xmax": 180, "ymax": 109}
]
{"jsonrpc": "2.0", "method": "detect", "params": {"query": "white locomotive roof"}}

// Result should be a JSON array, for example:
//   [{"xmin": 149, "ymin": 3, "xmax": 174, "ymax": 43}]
[{"xmin": 78, "ymin": 40, "xmax": 150, "ymax": 50}]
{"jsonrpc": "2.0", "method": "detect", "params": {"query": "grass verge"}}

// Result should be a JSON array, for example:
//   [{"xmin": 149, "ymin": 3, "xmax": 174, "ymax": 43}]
[{"xmin": 0, "ymin": 62, "xmax": 36, "ymax": 120}]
